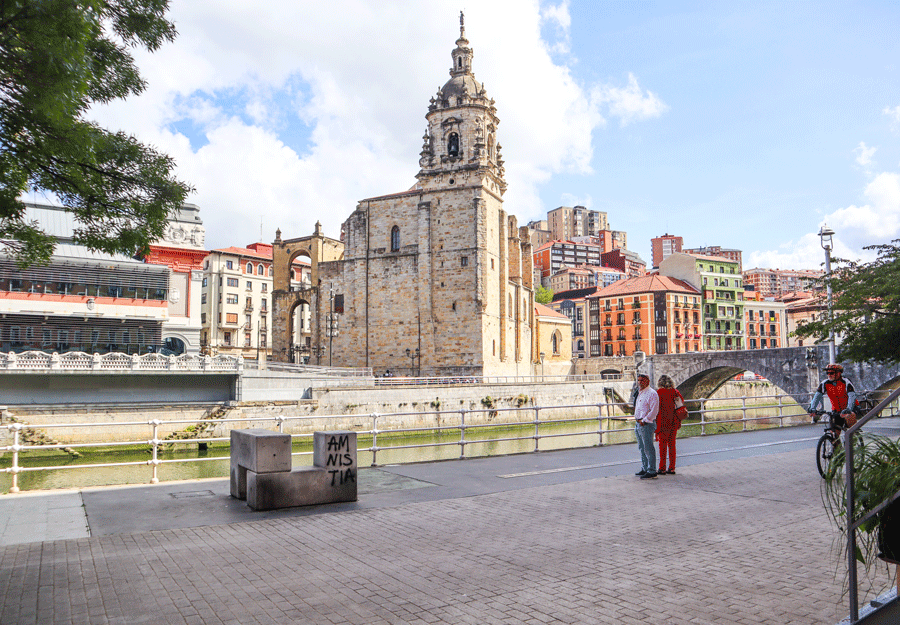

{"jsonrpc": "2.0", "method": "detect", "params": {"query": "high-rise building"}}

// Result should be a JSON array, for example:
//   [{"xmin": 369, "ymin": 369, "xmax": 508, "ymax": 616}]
[
  {"xmin": 743, "ymin": 267, "xmax": 822, "ymax": 298},
  {"xmin": 547, "ymin": 206, "xmax": 609, "ymax": 240},
  {"xmin": 651, "ymin": 233, "xmax": 683, "ymax": 268}
]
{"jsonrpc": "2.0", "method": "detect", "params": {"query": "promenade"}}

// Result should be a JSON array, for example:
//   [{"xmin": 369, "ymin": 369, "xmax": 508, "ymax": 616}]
[{"xmin": 1, "ymin": 420, "xmax": 898, "ymax": 624}]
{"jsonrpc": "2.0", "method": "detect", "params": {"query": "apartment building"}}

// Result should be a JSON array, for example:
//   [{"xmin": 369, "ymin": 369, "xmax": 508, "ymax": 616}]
[
  {"xmin": 201, "ymin": 243, "xmax": 310, "ymax": 360},
  {"xmin": 547, "ymin": 206, "xmax": 609, "ymax": 240},
  {"xmin": 533, "ymin": 240, "xmax": 603, "ymax": 285},
  {"xmin": 585, "ymin": 275, "xmax": 701, "ymax": 357},
  {"xmin": 660, "ymin": 253, "xmax": 744, "ymax": 351},
  {"xmin": 743, "ymin": 267, "xmax": 823, "ymax": 298},
  {"xmin": 683, "ymin": 245, "xmax": 743, "ymax": 271},
  {"xmin": 743, "ymin": 293, "xmax": 787, "ymax": 349},
  {"xmin": 651, "ymin": 233, "xmax": 683, "ymax": 268},
  {"xmin": 548, "ymin": 294, "xmax": 591, "ymax": 359}
]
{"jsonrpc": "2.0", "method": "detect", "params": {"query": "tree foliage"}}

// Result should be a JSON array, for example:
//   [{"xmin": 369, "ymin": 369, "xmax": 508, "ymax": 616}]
[
  {"xmin": 0, "ymin": 0, "xmax": 192, "ymax": 267},
  {"xmin": 535, "ymin": 284, "xmax": 553, "ymax": 305},
  {"xmin": 795, "ymin": 241, "xmax": 900, "ymax": 364}
]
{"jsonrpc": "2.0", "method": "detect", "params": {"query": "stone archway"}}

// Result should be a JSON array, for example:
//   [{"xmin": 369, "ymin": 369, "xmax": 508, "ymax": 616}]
[{"xmin": 271, "ymin": 224, "xmax": 344, "ymax": 363}]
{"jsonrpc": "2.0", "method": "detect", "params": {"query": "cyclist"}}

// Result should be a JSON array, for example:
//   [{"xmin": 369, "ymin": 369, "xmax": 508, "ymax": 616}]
[{"xmin": 808, "ymin": 363, "xmax": 858, "ymax": 434}]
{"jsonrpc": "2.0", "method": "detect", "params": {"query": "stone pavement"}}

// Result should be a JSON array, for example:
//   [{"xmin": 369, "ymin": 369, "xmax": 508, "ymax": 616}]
[{"xmin": 1, "ymin": 421, "xmax": 898, "ymax": 624}]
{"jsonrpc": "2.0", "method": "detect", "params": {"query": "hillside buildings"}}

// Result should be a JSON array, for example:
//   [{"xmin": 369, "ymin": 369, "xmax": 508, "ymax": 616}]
[
  {"xmin": 743, "ymin": 267, "xmax": 822, "ymax": 298},
  {"xmin": 682, "ymin": 245, "xmax": 743, "ymax": 271}
]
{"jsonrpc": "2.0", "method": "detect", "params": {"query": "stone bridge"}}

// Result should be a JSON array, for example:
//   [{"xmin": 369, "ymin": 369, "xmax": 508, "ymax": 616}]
[{"xmin": 639, "ymin": 344, "xmax": 900, "ymax": 406}]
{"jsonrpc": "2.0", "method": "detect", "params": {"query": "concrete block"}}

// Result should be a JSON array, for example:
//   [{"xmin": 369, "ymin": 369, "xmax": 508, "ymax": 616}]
[
  {"xmin": 244, "ymin": 431, "xmax": 358, "ymax": 510},
  {"xmin": 230, "ymin": 429, "xmax": 292, "ymax": 499}
]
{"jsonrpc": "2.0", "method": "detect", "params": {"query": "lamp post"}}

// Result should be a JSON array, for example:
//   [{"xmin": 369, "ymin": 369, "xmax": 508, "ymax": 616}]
[
  {"xmin": 405, "ymin": 347, "xmax": 420, "ymax": 377},
  {"xmin": 539, "ymin": 351, "xmax": 546, "ymax": 382},
  {"xmin": 818, "ymin": 224, "xmax": 836, "ymax": 365}
]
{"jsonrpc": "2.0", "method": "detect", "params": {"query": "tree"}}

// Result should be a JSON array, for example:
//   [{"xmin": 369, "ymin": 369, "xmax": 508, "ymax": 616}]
[
  {"xmin": 794, "ymin": 241, "xmax": 900, "ymax": 364},
  {"xmin": 535, "ymin": 284, "xmax": 553, "ymax": 305},
  {"xmin": 1, "ymin": 0, "xmax": 192, "ymax": 267}
]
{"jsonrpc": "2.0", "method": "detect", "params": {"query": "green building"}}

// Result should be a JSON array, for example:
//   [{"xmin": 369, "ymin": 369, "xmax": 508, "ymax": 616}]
[{"xmin": 658, "ymin": 253, "xmax": 743, "ymax": 350}]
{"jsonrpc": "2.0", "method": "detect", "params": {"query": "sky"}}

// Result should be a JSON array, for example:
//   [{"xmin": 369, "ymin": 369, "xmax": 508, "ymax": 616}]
[{"xmin": 83, "ymin": 0, "xmax": 900, "ymax": 271}]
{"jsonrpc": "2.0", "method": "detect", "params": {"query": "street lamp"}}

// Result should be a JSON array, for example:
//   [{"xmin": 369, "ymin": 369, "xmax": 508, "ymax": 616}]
[
  {"xmin": 818, "ymin": 224, "xmax": 836, "ymax": 364},
  {"xmin": 405, "ymin": 347, "xmax": 420, "ymax": 377},
  {"xmin": 539, "ymin": 351, "xmax": 546, "ymax": 381}
]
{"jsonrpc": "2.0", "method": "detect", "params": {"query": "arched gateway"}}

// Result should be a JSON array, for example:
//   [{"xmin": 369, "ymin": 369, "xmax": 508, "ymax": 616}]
[{"xmin": 271, "ymin": 223, "xmax": 344, "ymax": 364}]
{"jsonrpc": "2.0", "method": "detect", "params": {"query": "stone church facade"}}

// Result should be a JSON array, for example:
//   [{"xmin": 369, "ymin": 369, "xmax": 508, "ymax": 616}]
[{"xmin": 273, "ymin": 16, "xmax": 540, "ymax": 377}]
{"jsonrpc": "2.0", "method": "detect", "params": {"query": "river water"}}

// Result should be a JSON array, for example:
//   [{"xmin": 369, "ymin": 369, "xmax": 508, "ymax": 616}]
[{"xmin": 1, "ymin": 404, "xmax": 807, "ymax": 493}]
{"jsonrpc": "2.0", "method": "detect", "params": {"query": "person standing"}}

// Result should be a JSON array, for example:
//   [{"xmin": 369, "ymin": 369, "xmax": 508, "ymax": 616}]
[
  {"xmin": 633, "ymin": 373, "xmax": 660, "ymax": 479},
  {"xmin": 656, "ymin": 375, "xmax": 685, "ymax": 475}
]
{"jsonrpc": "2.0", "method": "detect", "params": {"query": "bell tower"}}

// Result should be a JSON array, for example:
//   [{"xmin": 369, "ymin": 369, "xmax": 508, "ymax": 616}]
[{"xmin": 417, "ymin": 11, "xmax": 506, "ymax": 197}]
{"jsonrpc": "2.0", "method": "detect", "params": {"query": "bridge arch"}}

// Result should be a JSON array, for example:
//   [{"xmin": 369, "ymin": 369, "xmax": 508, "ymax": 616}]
[{"xmin": 642, "ymin": 345, "xmax": 900, "ymax": 407}]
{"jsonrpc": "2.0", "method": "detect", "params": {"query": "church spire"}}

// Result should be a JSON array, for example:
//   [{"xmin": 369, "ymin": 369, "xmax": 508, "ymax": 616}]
[{"xmin": 450, "ymin": 11, "xmax": 473, "ymax": 77}]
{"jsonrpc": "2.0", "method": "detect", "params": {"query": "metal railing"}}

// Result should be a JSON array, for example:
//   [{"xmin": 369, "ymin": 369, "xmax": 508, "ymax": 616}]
[
  {"xmin": 843, "ymin": 386, "xmax": 900, "ymax": 623},
  {"xmin": 3, "ymin": 389, "xmax": 896, "ymax": 494}
]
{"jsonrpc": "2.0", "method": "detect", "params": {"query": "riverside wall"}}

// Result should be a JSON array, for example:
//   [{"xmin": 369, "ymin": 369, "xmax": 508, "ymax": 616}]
[
  {"xmin": 1, "ymin": 380, "xmax": 637, "ymax": 445},
  {"xmin": 0, "ymin": 379, "xmax": 805, "ymax": 446}
]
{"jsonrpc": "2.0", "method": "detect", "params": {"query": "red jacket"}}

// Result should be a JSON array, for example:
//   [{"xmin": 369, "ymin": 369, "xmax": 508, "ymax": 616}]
[{"xmin": 656, "ymin": 387, "xmax": 685, "ymax": 433}]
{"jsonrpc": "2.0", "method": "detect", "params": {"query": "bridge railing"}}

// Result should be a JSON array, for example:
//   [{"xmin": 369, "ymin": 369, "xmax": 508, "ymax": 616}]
[
  {"xmin": 1, "ymin": 389, "xmax": 897, "ymax": 493},
  {"xmin": 0, "ymin": 350, "xmax": 243, "ymax": 373}
]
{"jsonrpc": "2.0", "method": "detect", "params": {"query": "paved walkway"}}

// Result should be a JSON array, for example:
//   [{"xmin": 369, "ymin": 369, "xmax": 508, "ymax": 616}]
[{"xmin": 1, "ymin": 420, "xmax": 898, "ymax": 624}]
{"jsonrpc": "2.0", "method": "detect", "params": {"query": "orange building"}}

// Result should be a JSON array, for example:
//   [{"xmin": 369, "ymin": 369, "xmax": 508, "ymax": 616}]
[{"xmin": 586, "ymin": 275, "xmax": 702, "ymax": 357}]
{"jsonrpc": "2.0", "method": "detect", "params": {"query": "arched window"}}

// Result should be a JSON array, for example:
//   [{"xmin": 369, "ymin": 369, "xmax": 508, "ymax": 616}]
[
  {"xmin": 551, "ymin": 331, "xmax": 559, "ymax": 354},
  {"xmin": 577, "ymin": 340, "xmax": 584, "ymax": 351},
  {"xmin": 391, "ymin": 226, "xmax": 400, "ymax": 251},
  {"xmin": 246, "ymin": 262, "xmax": 253, "ymax": 274},
  {"xmin": 268, "ymin": 267, "xmax": 273, "ymax": 277},
  {"xmin": 448, "ymin": 133, "xmax": 459, "ymax": 157},
  {"xmin": 257, "ymin": 264, "xmax": 264, "ymax": 276}
]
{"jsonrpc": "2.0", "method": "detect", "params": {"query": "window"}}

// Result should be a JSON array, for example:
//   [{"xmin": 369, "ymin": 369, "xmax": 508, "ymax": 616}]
[
  {"xmin": 226, "ymin": 294, "xmax": 238, "ymax": 304},
  {"xmin": 201, "ymin": 293, "xmax": 207, "ymax": 304},
  {"xmin": 202, "ymin": 277, "xmax": 208, "ymax": 287},
  {"xmin": 461, "ymin": 256, "xmax": 468, "ymax": 267},
  {"xmin": 257, "ymin": 265, "xmax": 265, "ymax": 276},
  {"xmin": 246, "ymin": 281, "xmax": 252, "ymax": 290},
  {"xmin": 224, "ymin": 332, "xmax": 232, "ymax": 345},
  {"xmin": 334, "ymin": 294, "xmax": 344, "ymax": 314},
  {"xmin": 227, "ymin": 278, "xmax": 239, "ymax": 287},
  {"xmin": 246, "ymin": 263, "xmax": 253, "ymax": 274},
  {"xmin": 245, "ymin": 297, "xmax": 252, "ymax": 309},
  {"xmin": 226, "ymin": 261, "xmax": 233, "ymax": 270},
  {"xmin": 226, "ymin": 313, "xmax": 238, "ymax": 324},
  {"xmin": 391, "ymin": 226, "xmax": 400, "ymax": 251},
  {"xmin": 245, "ymin": 315, "xmax": 252, "ymax": 326},
  {"xmin": 261, "ymin": 283, "xmax": 267, "ymax": 293},
  {"xmin": 201, "ymin": 313, "xmax": 207, "ymax": 324},
  {"xmin": 261, "ymin": 298, "xmax": 267, "ymax": 312},
  {"xmin": 244, "ymin": 333, "xmax": 252, "ymax": 347}
]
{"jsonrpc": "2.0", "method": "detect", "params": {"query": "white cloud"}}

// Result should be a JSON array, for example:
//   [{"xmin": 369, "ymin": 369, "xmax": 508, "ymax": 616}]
[
  {"xmin": 750, "ymin": 171, "xmax": 900, "ymax": 269},
  {"xmin": 85, "ymin": 1, "xmax": 666, "ymax": 250},
  {"xmin": 853, "ymin": 141, "xmax": 876, "ymax": 167},
  {"xmin": 885, "ymin": 105, "xmax": 900, "ymax": 134},
  {"xmin": 591, "ymin": 73, "xmax": 669, "ymax": 127}
]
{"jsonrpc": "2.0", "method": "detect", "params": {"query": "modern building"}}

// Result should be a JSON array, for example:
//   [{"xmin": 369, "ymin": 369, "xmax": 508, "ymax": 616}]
[
  {"xmin": 651, "ymin": 233, "xmax": 683, "ymax": 269},
  {"xmin": 526, "ymin": 219, "xmax": 551, "ymax": 249},
  {"xmin": 0, "ymin": 203, "xmax": 171, "ymax": 355},
  {"xmin": 533, "ymin": 240, "xmax": 603, "ymax": 286},
  {"xmin": 743, "ymin": 294, "xmax": 788, "ymax": 349},
  {"xmin": 200, "ymin": 243, "xmax": 310, "ymax": 361},
  {"xmin": 271, "ymin": 15, "xmax": 550, "ymax": 377},
  {"xmin": 585, "ymin": 275, "xmax": 702, "ymax": 357},
  {"xmin": 659, "ymin": 252, "xmax": 744, "ymax": 351},
  {"xmin": 743, "ymin": 267, "xmax": 823, "ymax": 298},
  {"xmin": 547, "ymin": 206, "xmax": 608, "ymax": 241}
]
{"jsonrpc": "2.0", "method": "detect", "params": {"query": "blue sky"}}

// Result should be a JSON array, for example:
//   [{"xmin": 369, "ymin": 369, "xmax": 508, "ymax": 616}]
[{"xmin": 90, "ymin": 0, "xmax": 900, "ymax": 270}]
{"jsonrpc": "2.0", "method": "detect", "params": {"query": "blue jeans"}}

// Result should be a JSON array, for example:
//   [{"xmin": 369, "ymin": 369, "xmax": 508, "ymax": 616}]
[{"xmin": 635, "ymin": 421, "xmax": 657, "ymax": 474}]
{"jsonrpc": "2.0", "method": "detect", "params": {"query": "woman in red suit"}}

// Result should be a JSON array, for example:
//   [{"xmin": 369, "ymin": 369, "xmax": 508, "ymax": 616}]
[{"xmin": 656, "ymin": 375, "xmax": 685, "ymax": 475}]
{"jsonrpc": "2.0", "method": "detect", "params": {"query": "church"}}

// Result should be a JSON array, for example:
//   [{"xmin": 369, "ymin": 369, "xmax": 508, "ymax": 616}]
[{"xmin": 272, "ymin": 15, "xmax": 563, "ymax": 377}]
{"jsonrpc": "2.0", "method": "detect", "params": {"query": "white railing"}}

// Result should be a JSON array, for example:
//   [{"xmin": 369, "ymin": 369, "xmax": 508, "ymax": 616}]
[
  {"xmin": 250, "ymin": 361, "xmax": 373, "ymax": 377},
  {"xmin": 370, "ymin": 373, "xmax": 624, "ymax": 387},
  {"xmin": 4, "ymin": 389, "xmax": 896, "ymax": 493},
  {"xmin": 0, "ymin": 351, "xmax": 243, "ymax": 373}
]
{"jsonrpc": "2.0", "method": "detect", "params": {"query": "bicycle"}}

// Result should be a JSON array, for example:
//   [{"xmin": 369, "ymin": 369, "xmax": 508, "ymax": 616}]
[{"xmin": 812, "ymin": 410, "xmax": 845, "ymax": 478}]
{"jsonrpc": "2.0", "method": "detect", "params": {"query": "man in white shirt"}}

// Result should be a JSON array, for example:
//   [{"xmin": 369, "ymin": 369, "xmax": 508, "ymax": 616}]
[{"xmin": 633, "ymin": 373, "xmax": 660, "ymax": 479}]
